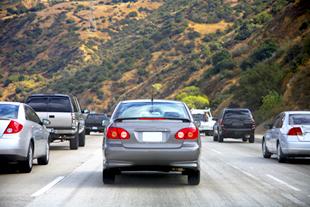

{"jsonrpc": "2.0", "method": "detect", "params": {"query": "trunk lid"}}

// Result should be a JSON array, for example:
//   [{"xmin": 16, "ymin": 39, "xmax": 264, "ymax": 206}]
[
  {"xmin": 114, "ymin": 120, "xmax": 191, "ymax": 149},
  {"xmin": 36, "ymin": 112, "xmax": 73, "ymax": 128},
  {"xmin": 0, "ymin": 119, "xmax": 11, "ymax": 137}
]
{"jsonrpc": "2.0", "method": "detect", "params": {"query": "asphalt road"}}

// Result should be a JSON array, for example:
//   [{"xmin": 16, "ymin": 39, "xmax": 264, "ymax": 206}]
[{"xmin": 1, "ymin": 134, "xmax": 310, "ymax": 207}]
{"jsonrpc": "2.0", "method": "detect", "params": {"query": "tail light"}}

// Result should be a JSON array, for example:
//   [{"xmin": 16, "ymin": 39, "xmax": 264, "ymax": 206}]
[
  {"xmin": 71, "ymin": 113, "xmax": 76, "ymax": 128},
  {"xmin": 220, "ymin": 119, "xmax": 224, "ymax": 127},
  {"xmin": 252, "ymin": 120, "xmax": 256, "ymax": 129},
  {"xmin": 4, "ymin": 120, "xmax": 23, "ymax": 134},
  {"xmin": 175, "ymin": 127, "xmax": 199, "ymax": 140},
  {"xmin": 106, "ymin": 127, "xmax": 130, "ymax": 139},
  {"xmin": 288, "ymin": 127, "xmax": 303, "ymax": 136}
]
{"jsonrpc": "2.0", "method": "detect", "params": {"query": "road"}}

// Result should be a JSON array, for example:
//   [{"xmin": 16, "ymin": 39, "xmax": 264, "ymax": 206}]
[{"xmin": 1, "ymin": 134, "xmax": 310, "ymax": 207}]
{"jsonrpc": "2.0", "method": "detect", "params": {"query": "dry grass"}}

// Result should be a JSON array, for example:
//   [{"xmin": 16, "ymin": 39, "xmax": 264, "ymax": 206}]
[{"xmin": 188, "ymin": 20, "xmax": 232, "ymax": 35}]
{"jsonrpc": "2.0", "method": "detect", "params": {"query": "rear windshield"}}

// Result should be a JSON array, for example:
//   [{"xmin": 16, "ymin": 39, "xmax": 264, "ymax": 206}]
[
  {"xmin": 0, "ymin": 104, "xmax": 19, "ymax": 119},
  {"xmin": 26, "ymin": 96, "xmax": 72, "ymax": 112},
  {"xmin": 224, "ymin": 110, "xmax": 252, "ymax": 120},
  {"xmin": 86, "ymin": 114, "xmax": 107, "ymax": 121},
  {"xmin": 289, "ymin": 114, "xmax": 310, "ymax": 125},
  {"xmin": 192, "ymin": 114, "xmax": 207, "ymax": 122},
  {"xmin": 113, "ymin": 102, "xmax": 189, "ymax": 120}
]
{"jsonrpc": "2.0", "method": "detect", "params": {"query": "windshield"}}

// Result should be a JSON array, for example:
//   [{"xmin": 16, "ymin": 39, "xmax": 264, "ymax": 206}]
[
  {"xmin": 289, "ymin": 114, "xmax": 310, "ymax": 125},
  {"xmin": 0, "ymin": 104, "xmax": 19, "ymax": 119},
  {"xmin": 113, "ymin": 102, "xmax": 190, "ymax": 120},
  {"xmin": 192, "ymin": 114, "xmax": 207, "ymax": 122}
]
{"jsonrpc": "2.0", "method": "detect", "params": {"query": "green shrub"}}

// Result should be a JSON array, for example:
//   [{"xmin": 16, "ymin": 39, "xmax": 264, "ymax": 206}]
[{"xmin": 176, "ymin": 86, "xmax": 209, "ymax": 109}]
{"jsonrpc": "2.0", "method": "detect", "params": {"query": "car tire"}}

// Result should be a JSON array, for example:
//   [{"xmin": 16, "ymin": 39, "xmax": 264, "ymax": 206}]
[
  {"xmin": 85, "ymin": 129, "xmax": 90, "ymax": 135},
  {"xmin": 218, "ymin": 133, "xmax": 224, "ymax": 143},
  {"xmin": 277, "ymin": 143, "xmax": 287, "ymax": 163},
  {"xmin": 262, "ymin": 138, "xmax": 272, "ymax": 159},
  {"xmin": 213, "ymin": 134, "xmax": 218, "ymax": 142},
  {"xmin": 242, "ymin": 137, "xmax": 247, "ymax": 142},
  {"xmin": 19, "ymin": 143, "xmax": 33, "ymax": 173},
  {"xmin": 79, "ymin": 130, "xmax": 86, "ymax": 147},
  {"xmin": 70, "ymin": 131, "xmax": 79, "ymax": 150},
  {"xmin": 37, "ymin": 142, "xmax": 49, "ymax": 165},
  {"xmin": 188, "ymin": 170, "xmax": 200, "ymax": 185},
  {"xmin": 249, "ymin": 134, "xmax": 255, "ymax": 143},
  {"xmin": 102, "ymin": 169, "xmax": 115, "ymax": 184}
]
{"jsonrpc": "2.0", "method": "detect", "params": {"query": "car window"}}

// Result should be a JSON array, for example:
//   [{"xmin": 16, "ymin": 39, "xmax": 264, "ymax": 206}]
[
  {"xmin": 0, "ymin": 104, "xmax": 19, "ymax": 119},
  {"xmin": 48, "ymin": 97, "xmax": 72, "ymax": 112},
  {"xmin": 113, "ymin": 102, "xmax": 190, "ymax": 119},
  {"xmin": 25, "ymin": 106, "xmax": 41, "ymax": 124},
  {"xmin": 192, "ymin": 114, "xmax": 207, "ymax": 122},
  {"xmin": 26, "ymin": 97, "xmax": 48, "ymax": 112},
  {"xmin": 86, "ymin": 114, "xmax": 107, "ymax": 122},
  {"xmin": 289, "ymin": 114, "xmax": 310, "ymax": 125},
  {"xmin": 223, "ymin": 110, "xmax": 252, "ymax": 120}
]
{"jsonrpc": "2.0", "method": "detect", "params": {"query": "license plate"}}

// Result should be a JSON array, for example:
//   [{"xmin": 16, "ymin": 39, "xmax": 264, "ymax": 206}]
[
  {"xmin": 142, "ymin": 132, "xmax": 163, "ymax": 142},
  {"xmin": 232, "ymin": 123, "xmax": 242, "ymax": 127},
  {"xmin": 92, "ymin": 127, "xmax": 98, "ymax": 130}
]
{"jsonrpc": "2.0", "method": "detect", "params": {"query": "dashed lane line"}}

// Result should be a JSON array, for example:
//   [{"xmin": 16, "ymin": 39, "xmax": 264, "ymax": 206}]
[
  {"xmin": 266, "ymin": 174, "xmax": 301, "ymax": 192},
  {"xmin": 31, "ymin": 176, "xmax": 65, "ymax": 198},
  {"xmin": 211, "ymin": 149, "xmax": 222, "ymax": 154}
]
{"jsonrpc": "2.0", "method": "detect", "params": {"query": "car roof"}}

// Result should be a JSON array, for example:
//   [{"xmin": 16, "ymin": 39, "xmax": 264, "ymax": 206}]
[
  {"xmin": 0, "ymin": 102, "xmax": 22, "ymax": 106},
  {"xmin": 224, "ymin": 108, "xmax": 250, "ymax": 111},
  {"xmin": 120, "ymin": 99, "xmax": 184, "ymax": 104},
  {"xmin": 27, "ymin": 93, "xmax": 72, "ymax": 97},
  {"xmin": 285, "ymin": 111, "xmax": 310, "ymax": 115}
]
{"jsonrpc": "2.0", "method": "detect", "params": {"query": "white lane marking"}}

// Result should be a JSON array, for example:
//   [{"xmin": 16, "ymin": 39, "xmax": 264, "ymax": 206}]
[
  {"xmin": 31, "ymin": 176, "xmax": 65, "ymax": 197},
  {"xmin": 266, "ymin": 174, "xmax": 301, "ymax": 192},
  {"xmin": 211, "ymin": 149, "xmax": 222, "ymax": 154},
  {"xmin": 227, "ymin": 163, "xmax": 259, "ymax": 181}
]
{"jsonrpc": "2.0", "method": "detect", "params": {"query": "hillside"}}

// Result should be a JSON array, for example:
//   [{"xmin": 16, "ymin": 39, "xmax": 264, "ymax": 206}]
[{"xmin": 0, "ymin": 0, "xmax": 309, "ymax": 122}]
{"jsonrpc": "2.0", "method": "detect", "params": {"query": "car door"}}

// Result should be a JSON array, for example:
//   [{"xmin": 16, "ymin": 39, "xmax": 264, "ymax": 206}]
[
  {"xmin": 25, "ymin": 106, "xmax": 45, "ymax": 157},
  {"xmin": 267, "ymin": 115, "xmax": 280, "ymax": 152},
  {"xmin": 270, "ymin": 114, "xmax": 284, "ymax": 152}
]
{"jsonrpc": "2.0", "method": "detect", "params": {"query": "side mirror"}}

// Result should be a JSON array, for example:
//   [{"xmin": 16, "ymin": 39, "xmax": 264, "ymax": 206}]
[
  {"xmin": 82, "ymin": 109, "xmax": 89, "ymax": 114},
  {"xmin": 102, "ymin": 120, "xmax": 109, "ymax": 127},
  {"xmin": 264, "ymin": 124, "xmax": 273, "ymax": 129},
  {"xmin": 194, "ymin": 120, "xmax": 201, "ymax": 127},
  {"xmin": 42, "ymin": 119, "xmax": 50, "ymax": 126}
]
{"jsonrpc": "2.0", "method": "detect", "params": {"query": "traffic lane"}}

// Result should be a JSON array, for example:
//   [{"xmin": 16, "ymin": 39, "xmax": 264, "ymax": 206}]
[
  {"xmin": 0, "ymin": 134, "xmax": 103, "ymax": 207},
  {"xmin": 204, "ymin": 136, "xmax": 310, "ymax": 206},
  {"xmin": 26, "ymin": 136, "xmax": 309, "ymax": 207}
]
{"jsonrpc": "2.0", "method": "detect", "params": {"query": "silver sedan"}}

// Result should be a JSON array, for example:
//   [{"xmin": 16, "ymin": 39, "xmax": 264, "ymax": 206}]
[
  {"xmin": 262, "ymin": 111, "xmax": 310, "ymax": 162},
  {"xmin": 103, "ymin": 100, "xmax": 201, "ymax": 185},
  {"xmin": 0, "ymin": 102, "xmax": 50, "ymax": 172}
]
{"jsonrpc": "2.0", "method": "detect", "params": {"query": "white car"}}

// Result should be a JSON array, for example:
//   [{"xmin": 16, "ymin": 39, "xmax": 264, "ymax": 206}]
[
  {"xmin": 0, "ymin": 102, "xmax": 50, "ymax": 172},
  {"xmin": 262, "ymin": 111, "xmax": 310, "ymax": 162},
  {"xmin": 191, "ymin": 109, "xmax": 216, "ymax": 136}
]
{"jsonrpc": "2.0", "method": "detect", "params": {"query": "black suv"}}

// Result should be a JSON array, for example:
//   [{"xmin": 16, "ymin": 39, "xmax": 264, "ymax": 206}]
[
  {"xmin": 85, "ymin": 113, "xmax": 109, "ymax": 135},
  {"xmin": 214, "ymin": 108, "xmax": 255, "ymax": 143}
]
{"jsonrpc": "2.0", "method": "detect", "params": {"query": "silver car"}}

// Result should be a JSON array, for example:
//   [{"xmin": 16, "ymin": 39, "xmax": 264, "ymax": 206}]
[
  {"xmin": 262, "ymin": 111, "xmax": 310, "ymax": 162},
  {"xmin": 0, "ymin": 102, "xmax": 50, "ymax": 172},
  {"xmin": 102, "ymin": 100, "xmax": 201, "ymax": 185}
]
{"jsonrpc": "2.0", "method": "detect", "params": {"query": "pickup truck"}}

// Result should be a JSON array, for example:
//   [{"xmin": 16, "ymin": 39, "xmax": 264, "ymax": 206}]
[
  {"xmin": 191, "ymin": 108, "xmax": 216, "ymax": 136},
  {"xmin": 26, "ymin": 94, "xmax": 86, "ymax": 150}
]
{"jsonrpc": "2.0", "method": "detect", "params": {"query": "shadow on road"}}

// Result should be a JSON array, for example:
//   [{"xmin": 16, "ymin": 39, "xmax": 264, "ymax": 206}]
[{"xmin": 0, "ymin": 163, "xmax": 20, "ymax": 174}]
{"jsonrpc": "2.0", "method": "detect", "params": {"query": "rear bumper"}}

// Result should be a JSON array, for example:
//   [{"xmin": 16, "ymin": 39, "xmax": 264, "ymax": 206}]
[
  {"xmin": 0, "ymin": 137, "xmax": 28, "ymax": 159},
  {"xmin": 222, "ymin": 128, "xmax": 254, "ymax": 138},
  {"xmin": 282, "ymin": 141, "xmax": 310, "ymax": 156},
  {"xmin": 103, "ymin": 142, "xmax": 200, "ymax": 171}
]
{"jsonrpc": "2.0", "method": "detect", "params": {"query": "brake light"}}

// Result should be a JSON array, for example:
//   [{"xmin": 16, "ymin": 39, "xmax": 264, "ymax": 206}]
[
  {"xmin": 175, "ymin": 127, "xmax": 199, "ymax": 140},
  {"xmin": 220, "ymin": 119, "xmax": 224, "ymax": 127},
  {"xmin": 288, "ymin": 127, "xmax": 303, "ymax": 136},
  {"xmin": 4, "ymin": 120, "xmax": 23, "ymax": 134},
  {"xmin": 138, "ymin": 118, "xmax": 166, "ymax": 120},
  {"xmin": 106, "ymin": 127, "xmax": 130, "ymax": 139}
]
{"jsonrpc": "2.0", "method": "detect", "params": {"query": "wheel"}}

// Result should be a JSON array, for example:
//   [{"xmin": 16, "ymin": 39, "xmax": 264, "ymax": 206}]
[
  {"xmin": 85, "ymin": 129, "xmax": 90, "ymax": 135},
  {"xmin": 37, "ymin": 142, "xmax": 49, "ymax": 165},
  {"xmin": 242, "ymin": 137, "xmax": 247, "ymax": 142},
  {"xmin": 19, "ymin": 143, "xmax": 33, "ymax": 173},
  {"xmin": 79, "ymin": 130, "xmax": 86, "ymax": 147},
  {"xmin": 262, "ymin": 139, "xmax": 272, "ymax": 158},
  {"xmin": 188, "ymin": 170, "xmax": 200, "ymax": 185},
  {"xmin": 213, "ymin": 134, "xmax": 218, "ymax": 141},
  {"xmin": 218, "ymin": 133, "xmax": 224, "ymax": 143},
  {"xmin": 205, "ymin": 131, "xmax": 209, "ymax": 136},
  {"xmin": 102, "ymin": 169, "xmax": 115, "ymax": 184},
  {"xmin": 70, "ymin": 131, "xmax": 79, "ymax": 150},
  {"xmin": 249, "ymin": 134, "xmax": 255, "ymax": 143},
  {"xmin": 277, "ymin": 143, "xmax": 287, "ymax": 163}
]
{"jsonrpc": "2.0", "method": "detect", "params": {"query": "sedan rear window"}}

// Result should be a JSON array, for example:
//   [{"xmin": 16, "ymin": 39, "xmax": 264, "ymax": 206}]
[
  {"xmin": 289, "ymin": 114, "xmax": 310, "ymax": 125},
  {"xmin": 0, "ymin": 104, "xmax": 19, "ymax": 119},
  {"xmin": 113, "ymin": 102, "xmax": 189, "ymax": 120}
]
